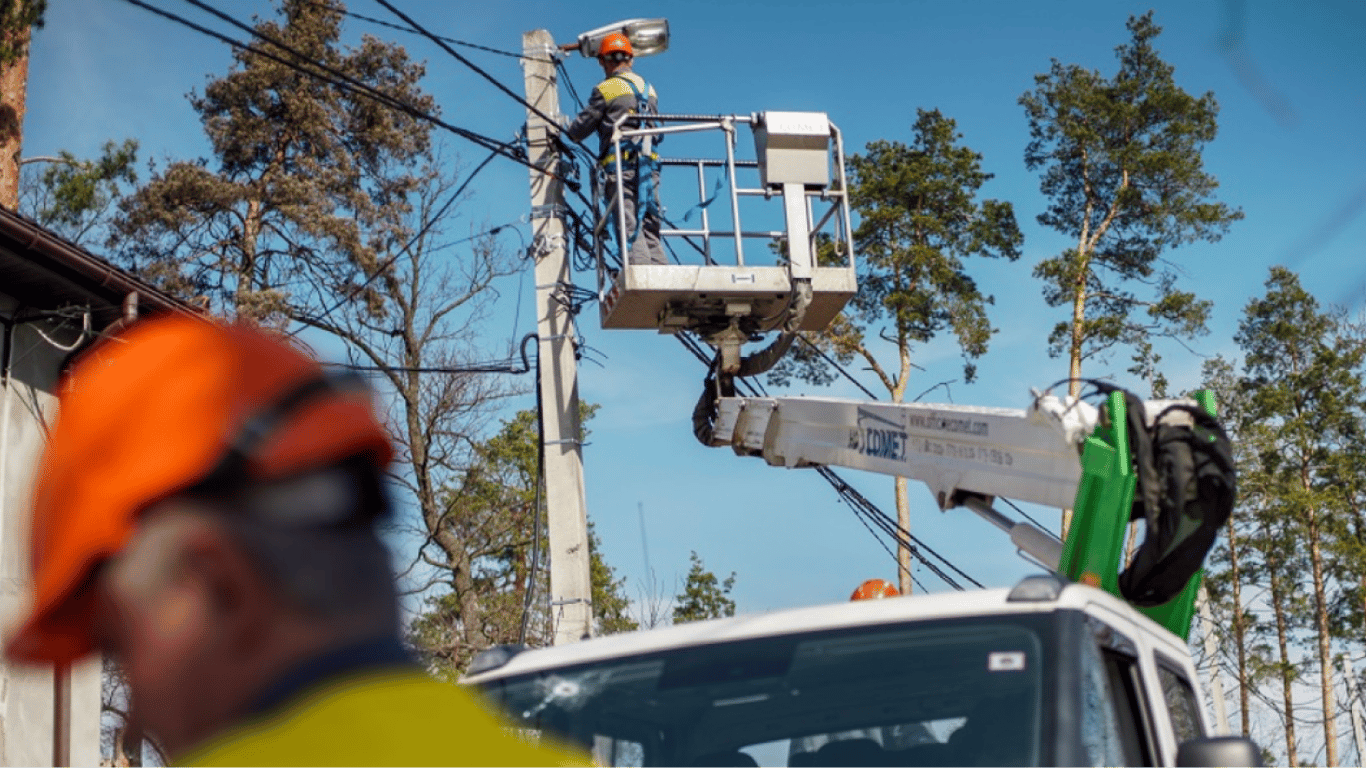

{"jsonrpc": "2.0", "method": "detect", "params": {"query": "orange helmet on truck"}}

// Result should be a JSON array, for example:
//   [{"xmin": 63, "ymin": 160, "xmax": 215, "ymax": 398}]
[{"xmin": 850, "ymin": 578, "xmax": 900, "ymax": 601}]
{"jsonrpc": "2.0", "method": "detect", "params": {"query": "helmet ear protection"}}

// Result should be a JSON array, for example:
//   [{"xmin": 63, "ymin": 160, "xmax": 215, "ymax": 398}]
[{"xmin": 182, "ymin": 370, "xmax": 387, "ymax": 528}]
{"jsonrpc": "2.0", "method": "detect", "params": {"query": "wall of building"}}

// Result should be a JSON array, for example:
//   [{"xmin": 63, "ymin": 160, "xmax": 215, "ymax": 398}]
[{"xmin": 0, "ymin": 293, "xmax": 102, "ymax": 766}]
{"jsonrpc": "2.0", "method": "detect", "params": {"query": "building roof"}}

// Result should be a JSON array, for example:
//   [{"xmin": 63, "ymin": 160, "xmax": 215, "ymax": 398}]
[{"xmin": 0, "ymin": 206, "xmax": 199, "ymax": 326}]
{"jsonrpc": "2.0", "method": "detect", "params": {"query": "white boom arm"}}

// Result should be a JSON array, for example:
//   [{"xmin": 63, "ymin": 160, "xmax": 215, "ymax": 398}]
[{"xmin": 708, "ymin": 393, "xmax": 1101, "ymax": 566}]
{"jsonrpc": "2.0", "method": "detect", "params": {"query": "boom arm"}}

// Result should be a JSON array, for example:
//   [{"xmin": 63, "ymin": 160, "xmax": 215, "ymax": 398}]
[
  {"xmin": 708, "ymin": 390, "xmax": 1214, "ymax": 639},
  {"xmin": 709, "ymin": 393, "xmax": 1095, "ymax": 569},
  {"xmin": 711, "ymin": 394, "xmax": 1097, "ymax": 510}
]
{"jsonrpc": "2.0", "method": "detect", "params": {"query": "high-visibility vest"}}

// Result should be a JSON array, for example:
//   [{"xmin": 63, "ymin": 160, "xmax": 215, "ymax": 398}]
[{"xmin": 180, "ymin": 668, "xmax": 588, "ymax": 766}]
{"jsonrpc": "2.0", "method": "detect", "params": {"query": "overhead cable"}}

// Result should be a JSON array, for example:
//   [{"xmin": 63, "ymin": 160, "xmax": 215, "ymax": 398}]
[
  {"xmin": 796, "ymin": 334, "xmax": 880, "ymax": 399},
  {"xmin": 675, "ymin": 330, "xmax": 980, "ymax": 590},
  {"xmin": 176, "ymin": 0, "xmax": 526, "ymax": 160},
  {"xmin": 372, "ymin": 0, "xmax": 594, "ymax": 154},
  {"xmin": 124, "ymin": 0, "xmax": 538, "ymax": 174},
  {"xmin": 291, "ymin": 146, "xmax": 502, "ymax": 337},
  {"xmin": 300, "ymin": 0, "xmax": 528, "ymax": 59}
]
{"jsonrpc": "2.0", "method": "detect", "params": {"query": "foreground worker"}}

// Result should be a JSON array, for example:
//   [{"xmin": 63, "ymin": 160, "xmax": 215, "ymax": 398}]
[
  {"xmin": 5, "ymin": 317, "xmax": 584, "ymax": 766},
  {"xmin": 565, "ymin": 31, "xmax": 667, "ymax": 266}
]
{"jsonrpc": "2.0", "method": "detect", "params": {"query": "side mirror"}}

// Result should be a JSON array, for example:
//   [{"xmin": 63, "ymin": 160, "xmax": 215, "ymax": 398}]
[{"xmin": 1176, "ymin": 736, "xmax": 1263, "ymax": 767}]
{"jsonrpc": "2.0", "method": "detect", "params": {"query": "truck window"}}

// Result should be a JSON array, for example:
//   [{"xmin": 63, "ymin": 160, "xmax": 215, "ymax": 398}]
[
  {"xmin": 1155, "ymin": 658, "xmax": 1205, "ymax": 745},
  {"xmin": 476, "ymin": 616, "xmax": 1049, "ymax": 766},
  {"xmin": 1084, "ymin": 617, "xmax": 1153, "ymax": 765}
]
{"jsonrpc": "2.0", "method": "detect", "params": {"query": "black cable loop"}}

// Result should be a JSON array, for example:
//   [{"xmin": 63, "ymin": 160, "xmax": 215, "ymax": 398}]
[{"xmin": 519, "ymin": 332, "xmax": 544, "ymax": 644}]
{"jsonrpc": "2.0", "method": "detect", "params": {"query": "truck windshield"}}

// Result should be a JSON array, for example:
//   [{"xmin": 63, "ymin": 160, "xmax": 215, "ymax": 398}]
[{"xmin": 475, "ymin": 616, "xmax": 1047, "ymax": 766}]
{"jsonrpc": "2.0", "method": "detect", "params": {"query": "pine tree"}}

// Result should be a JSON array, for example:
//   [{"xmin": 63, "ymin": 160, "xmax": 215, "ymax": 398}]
[
  {"xmin": 1020, "ymin": 12, "xmax": 1240, "ymax": 398},
  {"xmin": 770, "ymin": 108, "xmax": 1021, "ymax": 593},
  {"xmin": 672, "ymin": 551, "xmax": 736, "ymax": 624},
  {"xmin": 112, "ymin": 0, "xmax": 434, "ymax": 322},
  {"xmin": 1232, "ymin": 267, "xmax": 1366, "ymax": 766},
  {"xmin": 0, "ymin": 0, "xmax": 44, "ymax": 208},
  {"xmin": 18, "ymin": 139, "xmax": 137, "ymax": 246}
]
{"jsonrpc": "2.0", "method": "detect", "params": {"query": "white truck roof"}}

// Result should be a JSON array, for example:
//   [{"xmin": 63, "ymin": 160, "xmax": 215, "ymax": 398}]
[{"xmin": 463, "ymin": 576, "xmax": 1191, "ymax": 684}]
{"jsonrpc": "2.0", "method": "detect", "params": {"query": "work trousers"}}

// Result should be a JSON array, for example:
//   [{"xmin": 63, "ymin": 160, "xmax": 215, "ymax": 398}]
[{"xmin": 604, "ymin": 166, "xmax": 667, "ymax": 266}]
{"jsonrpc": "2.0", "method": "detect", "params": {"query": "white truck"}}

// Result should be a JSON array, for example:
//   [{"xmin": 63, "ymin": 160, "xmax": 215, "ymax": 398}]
[{"xmin": 464, "ymin": 390, "xmax": 1262, "ymax": 766}]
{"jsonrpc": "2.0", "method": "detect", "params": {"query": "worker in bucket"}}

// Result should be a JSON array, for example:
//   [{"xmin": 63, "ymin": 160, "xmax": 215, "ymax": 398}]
[
  {"xmin": 565, "ymin": 31, "xmax": 668, "ymax": 266},
  {"xmin": 4, "ymin": 316, "xmax": 584, "ymax": 766}
]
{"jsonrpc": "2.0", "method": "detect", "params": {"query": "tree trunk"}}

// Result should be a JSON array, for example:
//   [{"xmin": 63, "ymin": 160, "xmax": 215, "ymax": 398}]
[
  {"xmin": 895, "ymin": 475, "xmax": 912, "ymax": 595},
  {"xmin": 1306, "ymin": 503, "xmax": 1339, "ymax": 766},
  {"xmin": 1228, "ymin": 519, "xmax": 1251, "ymax": 736},
  {"xmin": 1269, "ymin": 562, "xmax": 1299, "ymax": 766},
  {"xmin": 893, "ymin": 332, "xmax": 912, "ymax": 594},
  {"xmin": 0, "ymin": 24, "xmax": 31, "ymax": 210}
]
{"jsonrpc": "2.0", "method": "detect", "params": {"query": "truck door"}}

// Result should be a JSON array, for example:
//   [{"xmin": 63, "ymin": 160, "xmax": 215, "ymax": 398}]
[{"xmin": 1081, "ymin": 615, "xmax": 1160, "ymax": 765}]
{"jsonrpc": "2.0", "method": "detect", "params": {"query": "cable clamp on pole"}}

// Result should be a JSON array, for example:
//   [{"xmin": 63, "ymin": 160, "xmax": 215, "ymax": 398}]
[
  {"xmin": 532, "ymin": 233, "xmax": 566, "ymax": 258},
  {"xmin": 530, "ymin": 203, "xmax": 569, "ymax": 219}
]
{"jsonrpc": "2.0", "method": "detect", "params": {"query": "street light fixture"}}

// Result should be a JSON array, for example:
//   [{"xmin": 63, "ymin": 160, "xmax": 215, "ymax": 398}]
[{"xmin": 563, "ymin": 18, "xmax": 669, "ymax": 58}]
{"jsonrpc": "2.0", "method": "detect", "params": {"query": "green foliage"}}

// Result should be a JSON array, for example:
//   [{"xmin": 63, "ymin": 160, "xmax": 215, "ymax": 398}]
[
  {"xmin": 589, "ymin": 521, "xmax": 638, "ymax": 635},
  {"xmin": 1199, "ymin": 268, "xmax": 1366, "ymax": 759},
  {"xmin": 672, "ymin": 551, "xmax": 736, "ymax": 624},
  {"xmin": 19, "ymin": 139, "xmax": 137, "ymax": 246},
  {"xmin": 0, "ymin": 0, "xmax": 44, "ymax": 67},
  {"xmin": 771, "ymin": 108, "xmax": 1021, "ymax": 394},
  {"xmin": 408, "ymin": 404, "xmax": 636, "ymax": 677},
  {"xmin": 1020, "ymin": 12, "xmax": 1241, "ymax": 387},
  {"xmin": 112, "ymin": 0, "xmax": 434, "ymax": 321}
]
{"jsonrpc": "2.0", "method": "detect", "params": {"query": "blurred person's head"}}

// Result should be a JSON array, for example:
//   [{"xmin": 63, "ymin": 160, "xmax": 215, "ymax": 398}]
[{"xmin": 5, "ymin": 316, "xmax": 397, "ymax": 758}]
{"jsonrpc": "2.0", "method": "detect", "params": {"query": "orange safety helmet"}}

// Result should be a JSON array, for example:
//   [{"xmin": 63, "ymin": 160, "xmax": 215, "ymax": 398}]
[
  {"xmin": 5, "ymin": 316, "xmax": 394, "ymax": 666},
  {"xmin": 850, "ymin": 578, "xmax": 900, "ymax": 601},
  {"xmin": 598, "ymin": 32, "xmax": 633, "ymax": 59}
]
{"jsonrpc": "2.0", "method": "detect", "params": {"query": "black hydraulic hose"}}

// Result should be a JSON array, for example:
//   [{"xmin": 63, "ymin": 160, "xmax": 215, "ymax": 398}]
[
  {"xmin": 691, "ymin": 370, "xmax": 735, "ymax": 447},
  {"xmin": 735, "ymin": 279, "xmax": 812, "ymax": 378}
]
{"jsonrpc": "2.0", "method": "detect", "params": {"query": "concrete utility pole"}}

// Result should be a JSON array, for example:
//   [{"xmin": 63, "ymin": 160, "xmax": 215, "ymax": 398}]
[{"xmin": 521, "ymin": 29, "xmax": 594, "ymax": 645}]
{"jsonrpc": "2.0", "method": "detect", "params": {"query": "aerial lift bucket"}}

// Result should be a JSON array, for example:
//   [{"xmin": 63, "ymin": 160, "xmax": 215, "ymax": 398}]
[{"xmin": 593, "ymin": 111, "xmax": 857, "ymax": 374}]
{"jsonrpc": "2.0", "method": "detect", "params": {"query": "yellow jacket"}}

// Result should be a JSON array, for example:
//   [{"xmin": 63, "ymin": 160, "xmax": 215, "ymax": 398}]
[{"xmin": 180, "ymin": 667, "xmax": 587, "ymax": 766}]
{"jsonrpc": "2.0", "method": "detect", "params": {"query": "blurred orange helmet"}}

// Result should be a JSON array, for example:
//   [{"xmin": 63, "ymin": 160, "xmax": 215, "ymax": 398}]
[
  {"xmin": 598, "ymin": 32, "xmax": 633, "ymax": 59},
  {"xmin": 850, "ymin": 578, "xmax": 900, "ymax": 601},
  {"xmin": 5, "ymin": 316, "xmax": 394, "ymax": 666}
]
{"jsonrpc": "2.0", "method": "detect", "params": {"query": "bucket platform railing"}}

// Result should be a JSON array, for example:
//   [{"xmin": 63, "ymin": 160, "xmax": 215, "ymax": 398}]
[{"xmin": 591, "ymin": 111, "xmax": 857, "ymax": 371}]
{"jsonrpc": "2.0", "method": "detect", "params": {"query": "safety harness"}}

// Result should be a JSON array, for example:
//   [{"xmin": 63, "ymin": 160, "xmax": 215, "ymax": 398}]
[{"xmin": 601, "ymin": 74, "xmax": 661, "ymax": 254}]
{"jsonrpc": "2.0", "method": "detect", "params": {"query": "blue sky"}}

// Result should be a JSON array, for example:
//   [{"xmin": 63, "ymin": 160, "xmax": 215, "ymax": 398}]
[{"xmin": 23, "ymin": 0, "xmax": 1366, "ymax": 615}]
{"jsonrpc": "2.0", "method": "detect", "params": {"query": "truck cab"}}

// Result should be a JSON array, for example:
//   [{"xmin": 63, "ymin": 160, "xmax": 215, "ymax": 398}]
[{"xmin": 464, "ymin": 574, "xmax": 1255, "ymax": 766}]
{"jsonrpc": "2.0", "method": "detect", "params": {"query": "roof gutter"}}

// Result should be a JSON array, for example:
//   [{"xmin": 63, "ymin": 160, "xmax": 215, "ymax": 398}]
[{"xmin": 0, "ymin": 207, "xmax": 200, "ymax": 320}]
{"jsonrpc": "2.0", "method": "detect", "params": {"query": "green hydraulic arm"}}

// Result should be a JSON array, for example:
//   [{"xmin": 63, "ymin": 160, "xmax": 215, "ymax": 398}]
[{"xmin": 1058, "ymin": 389, "xmax": 1218, "ymax": 640}]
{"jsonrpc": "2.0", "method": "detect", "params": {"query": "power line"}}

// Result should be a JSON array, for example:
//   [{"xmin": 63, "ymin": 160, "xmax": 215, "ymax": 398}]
[
  {"xmin": 796, "ymin": 333, "xmax": 880, "ymax": 399},
  {"xmin": 125, "ymin": 0, "xmax": 539, "ymax": 175},
  {"xmin": 673, "ymin": 328, "xmax": 976, "ymax": 589},
  {"xmin": 300, "ymin": 0, "xmax": 528, "ymax": 59},
  {"xmin": 177, "ymin": 0, "xmax": 526, "ymax": 160},
  {"xmin": 815, "ymin": 465, "xmax": 983, "ymax": 591},
  {"xmin": 999, "ymin": 497, "xmax": 1059, "ymax": 539},
  {"xmin": 326, "ymin": 358, "xmax": 529, "ymax": 375},
  {"xmin": 291, "ymin": 146, "xmax": 502, "ymax": 337},
  {"xmin": 372, "ymin": 0, "xmax": 595, "ymax": 155}
]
